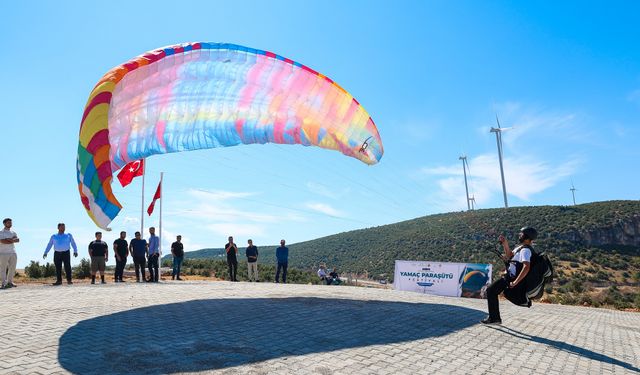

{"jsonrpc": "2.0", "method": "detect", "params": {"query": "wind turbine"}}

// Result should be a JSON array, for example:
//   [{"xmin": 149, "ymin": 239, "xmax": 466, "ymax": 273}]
[
  {"xmin": 570, "ymin": 181, "xmax": 577, "ymax": 206},
  {"xmin": 489, "ymin": 115, "xmax": 513, "ymax": 208},
  {"xmin": 459, "ymin": 155, "xmax": 474, "ymax": 211}
]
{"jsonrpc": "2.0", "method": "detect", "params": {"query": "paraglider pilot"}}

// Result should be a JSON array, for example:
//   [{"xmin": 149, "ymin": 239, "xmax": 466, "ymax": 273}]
[{"xmin": 481, "ymin": 227, "xmax": 538, "ymax": 325}]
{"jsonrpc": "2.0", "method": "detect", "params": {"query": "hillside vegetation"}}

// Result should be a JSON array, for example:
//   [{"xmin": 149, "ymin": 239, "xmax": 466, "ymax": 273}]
[{"xmin": 181, "ymin": 200, "xmax": 640, "ymax": 309}]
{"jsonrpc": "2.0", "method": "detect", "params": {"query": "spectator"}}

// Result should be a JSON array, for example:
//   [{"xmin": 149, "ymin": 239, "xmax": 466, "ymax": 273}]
[
  {"xmin": 113, "ymin": 231, "xmax": 128, "ymax": 282},
  {"xmin": 0, "ymin": 218, "xmax": 19, "ymax": 289},
  {"xmin": 275, "ymin": 239, "xmax": 288, "ymax": 283},
  {"xmin": 317, "ymin": 264, "xmax": 330, "ymax": 285},
  {"xmin": 88, "ymin": 231, "xmax": 108, "ymax": 284},
  {"xmin": 245, "ymin": 239, "xmax": 259, "ymax": 282},
  {"xmin": 43, "ymin": 223, "xmax": 78, "ymax": 286},
  {"xmin": 225, "ymin": 236, "xmax": 238, "ymax": 282},
  {"xmin": 329, "ymin": 267, "xmax": 342, "ymax": 285},
  {"xmin": 171, "ymin": 235, "xmax": 184, "ymax": 280},
  {"xmin": 129, "ymin": 232, "xmax": 147, "ymax": 282},
  {"xmin": 147, "ymin": 227, "xmax": 160, "ymax": 282}
]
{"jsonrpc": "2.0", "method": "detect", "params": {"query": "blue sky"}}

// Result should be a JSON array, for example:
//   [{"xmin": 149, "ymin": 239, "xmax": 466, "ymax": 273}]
[{"xmin": 2, "ymin": 1, "xmax": 639, "ymax": 267}]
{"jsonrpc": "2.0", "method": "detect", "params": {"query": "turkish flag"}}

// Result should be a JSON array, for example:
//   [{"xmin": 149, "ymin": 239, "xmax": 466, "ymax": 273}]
[
  {"xmin": 147, "ymin": 181, "xmax": 161, "ymax": 216},
  {"xmin": 117, "ymin": 159, "xmax": 144, "ymax": 187}
]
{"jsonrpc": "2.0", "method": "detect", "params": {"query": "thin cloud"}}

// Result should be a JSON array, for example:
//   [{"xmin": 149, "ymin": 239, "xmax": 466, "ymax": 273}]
[
  {"xmin": 305, "ymin": 202, "xmax": 344, "ymax": 217},
  {"xmin": 306, "ymin": 181, "xmax": 350, "ymax": 200},
  {"xmin": 187, "ymin": 189, "xmax": 256, "ymax": 201},
  {"xmin": 169, "ymin": 188, "xmax": 306, "ymax": 228},
  {"xmin": 486, "ymin": 103, "xmax": 591, "ymax": 146},
  {"xmin": 207, "ymin": 223, "xmax": 267, "ymax": 238}
]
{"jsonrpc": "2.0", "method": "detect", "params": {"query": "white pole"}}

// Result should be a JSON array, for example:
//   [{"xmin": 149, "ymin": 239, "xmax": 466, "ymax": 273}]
[
  {"xmin": 159, "ymin": 172, "xmax": 163, "ymax": 268},
  {"xmin": 490, "ymin": 127, "xmax": 509, "ymax": 208},
  {"xmin": 459, "ymin": 155, "xmax": 471, "ymax": 211},
  {"xmin": 141, "ymin": 160, "xmax": 146, "ymax": 235}
]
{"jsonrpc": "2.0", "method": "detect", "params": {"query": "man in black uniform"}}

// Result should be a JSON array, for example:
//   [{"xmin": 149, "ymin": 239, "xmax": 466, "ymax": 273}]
[
  {"xmin": 88, "ymin": 232, "xmax": 109, "ymax": 284},
  {"xmin": 129, "ymin": 232, "xmax": 148, "ymax": 282},
  {"xmin": 225, "ymin": 236, "xmax": 238, "ymax": 281},
  {"xmin": 171, "ymin": 235, "xmax": 184, "ymax": 280},
  {"xmin": 113, "ymin": 231, "xmax": 128, "ymax": 282}
]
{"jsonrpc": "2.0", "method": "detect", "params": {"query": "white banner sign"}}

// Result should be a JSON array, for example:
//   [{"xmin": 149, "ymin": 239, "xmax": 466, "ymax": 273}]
[{"xmin": 393, "ymin": 260, "xmax": 492, "ymax": 298}]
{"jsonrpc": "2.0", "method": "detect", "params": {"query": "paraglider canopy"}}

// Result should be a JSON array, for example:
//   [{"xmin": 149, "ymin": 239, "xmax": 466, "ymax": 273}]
[{"xmin": 77, "ymin": 42, "xmax": 383, "ymax": 229}]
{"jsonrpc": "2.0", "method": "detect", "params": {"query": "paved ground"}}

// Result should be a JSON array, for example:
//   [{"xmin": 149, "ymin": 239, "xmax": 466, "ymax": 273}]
[{"xmin": 0, "ymin": 281, "xmax": 638, "ymax": 374}]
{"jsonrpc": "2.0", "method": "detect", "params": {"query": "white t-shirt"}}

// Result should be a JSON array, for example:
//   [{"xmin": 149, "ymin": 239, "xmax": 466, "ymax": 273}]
[
  {"xmin": 0, "ymin": 228, "xmax": 17, "ymax": 254},
  {"xmin": 508, "ymin": 246, "xmax": 531, "ymax": 277}
]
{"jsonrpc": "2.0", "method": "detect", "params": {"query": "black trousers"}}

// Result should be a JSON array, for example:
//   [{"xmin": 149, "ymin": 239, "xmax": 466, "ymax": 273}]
[
  {"xmin": 133, "ymin": 256, "xmax": 146, "ymax": 281},
  {"xmin": 486, "ymin": 276, "xmax": 509, "ymax": 320},
  {"xmin": 227, "ymin": 258, "xmax": 238, "ymax": 281},
  {"xmin": 276, "ymin": 262, "xmax": 288, "ymax": 283},
  {"xmin": 148, "ymin": 255, "xmax": 159, "ymax": 282},
  {"xmin": 53, "ymin": 250, "xmax": 72, "ymax": 283},
  {"xmin": 115, "ymin": 257, "xmax": 127, "ymax": 280}
]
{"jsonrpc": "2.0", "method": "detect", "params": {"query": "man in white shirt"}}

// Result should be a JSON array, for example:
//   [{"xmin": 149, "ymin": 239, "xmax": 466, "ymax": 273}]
[
  {"xmin": 481, "ymin": 227, "xmax": 537, "ymax": 325},
  {"xmin": 0, "ymin": 218, "xmax": 19, "ymax": 289}
]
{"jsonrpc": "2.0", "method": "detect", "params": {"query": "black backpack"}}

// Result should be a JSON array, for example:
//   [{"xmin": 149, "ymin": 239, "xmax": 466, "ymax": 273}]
[
  {"xmin": 525, "ymin": 246, "xmax": 554, "ymax": 300},
  {"xmin": 502, "ymin": 245, "xmax": 554, "ymax": 307}
]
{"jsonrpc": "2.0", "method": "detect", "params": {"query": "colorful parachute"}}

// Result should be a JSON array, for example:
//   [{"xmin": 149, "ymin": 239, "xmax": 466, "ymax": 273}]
[{"xmin": 77, "ymin": 42, "xmax": 383, "ymax": 229}]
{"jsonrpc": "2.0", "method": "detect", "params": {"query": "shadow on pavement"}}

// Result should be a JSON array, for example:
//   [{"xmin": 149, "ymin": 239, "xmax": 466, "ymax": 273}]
[
  {"xmin": 492, "ymin": 326, "xmax": 640, "ymax": 373},
  {"xmin": 59, "ymin": 297, "xmax": 484, "ymax": 374}
]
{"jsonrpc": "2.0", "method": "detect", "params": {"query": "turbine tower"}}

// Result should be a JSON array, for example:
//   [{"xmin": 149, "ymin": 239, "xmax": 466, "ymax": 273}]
[
  {"xmin": 489, "ymin": 115, "xmax": 513, "ymax": 208},
  {"xmin": 570, "ymin": 181, "xmax": 577, "ymax": 206},
  {"xmin": 459, "ymin": 155, "xmax": 474, "ymax": 211}
]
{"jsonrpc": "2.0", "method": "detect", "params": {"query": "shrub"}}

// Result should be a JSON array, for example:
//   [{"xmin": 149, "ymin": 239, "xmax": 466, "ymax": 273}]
[
  {"xmin": 24, "ymin": 261, "xmax": 43, "ymax": 278},
  {"xmin": 73, "ymin": 258, "xmax": 92, "ymax": 279},
  {"xmin": 24, "ymin": 261, "xmax": 56, "ymax": 278},
  {"xmin": 568, "ymin": 279, "xmax": 584, "ymax": 293}
]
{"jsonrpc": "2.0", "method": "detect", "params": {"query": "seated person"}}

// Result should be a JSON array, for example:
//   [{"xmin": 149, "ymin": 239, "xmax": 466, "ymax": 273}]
[
  {"xmin": 317, "ymin": 264, "xmax": 331, "ymax": 285},
  {"xmin": 329, "ymin": 268, "xmax": 341, "ymax": 285}
]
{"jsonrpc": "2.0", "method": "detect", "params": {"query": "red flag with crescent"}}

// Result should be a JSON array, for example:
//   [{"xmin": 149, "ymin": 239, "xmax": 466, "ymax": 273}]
[{"xmin": 117, "ymin": 159, "xmax": 144, "ymax": 187}]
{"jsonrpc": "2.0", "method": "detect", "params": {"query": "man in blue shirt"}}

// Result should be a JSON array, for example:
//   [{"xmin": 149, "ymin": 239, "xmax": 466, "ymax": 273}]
[
  {"xmin": 43, "ymin": 223, "xmax": 78, "ymax": 286},
  {"xmin": 275, "ymin": 239, "xmax": 289, "ymax": 283},
  {"xmin": 129, "ymin": 231, "xmax": 147, "ymax": 282},
  {"xmin": 147, "ymin": 227, "xmax": 160, "ymax": 282}
]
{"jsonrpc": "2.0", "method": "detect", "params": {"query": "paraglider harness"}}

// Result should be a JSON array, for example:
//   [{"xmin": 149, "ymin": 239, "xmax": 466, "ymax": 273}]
[{"xmin": 489, "ymin": 244, "xmax": 554, "ymax": 307}]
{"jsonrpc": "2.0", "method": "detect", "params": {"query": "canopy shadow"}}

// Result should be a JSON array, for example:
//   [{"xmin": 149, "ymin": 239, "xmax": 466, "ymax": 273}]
[{"xmin": 58, "ymin": 297, "xmax": 484, "ymax": 374}]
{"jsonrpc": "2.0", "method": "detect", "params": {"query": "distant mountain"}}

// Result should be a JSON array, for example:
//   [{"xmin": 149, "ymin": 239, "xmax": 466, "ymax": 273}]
[{"xmin": 176, "ymin": 200, "xmax": 640, "ymax": 273}]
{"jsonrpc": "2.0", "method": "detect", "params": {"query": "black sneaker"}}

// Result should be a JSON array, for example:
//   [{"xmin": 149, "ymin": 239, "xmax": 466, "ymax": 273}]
[
  {"xmin": 52, "ymin": 281, "xmax": 62, "ymax": 286},
  {"xmin": 67, "ymin": 281, "xmax": 73, "ymax": 285},
  {"xmin": 480, "ymin": 316, "xmax": 502, "ymax": 325}
]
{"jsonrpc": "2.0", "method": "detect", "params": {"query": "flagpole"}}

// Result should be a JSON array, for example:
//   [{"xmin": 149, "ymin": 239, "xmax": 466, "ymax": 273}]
[
  {"xmin": 141, "ymin": 161, "xmax": 146, "ymax": 235},
  {"xmin": 159, "ymin": 172, "xmax": 163, "ymax": 278}
]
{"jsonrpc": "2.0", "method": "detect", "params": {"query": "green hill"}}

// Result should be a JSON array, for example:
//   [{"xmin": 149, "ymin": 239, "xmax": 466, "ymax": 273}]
[{"xmin": 177, "ymin": 200, "xmax": 640, "ymax": 309}]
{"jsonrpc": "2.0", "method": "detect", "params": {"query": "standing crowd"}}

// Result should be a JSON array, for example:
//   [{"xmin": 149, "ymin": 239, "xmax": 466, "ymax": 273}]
[{"xmin": 1, "ymin": 218, "xmax": 294, "ymax": 286}]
